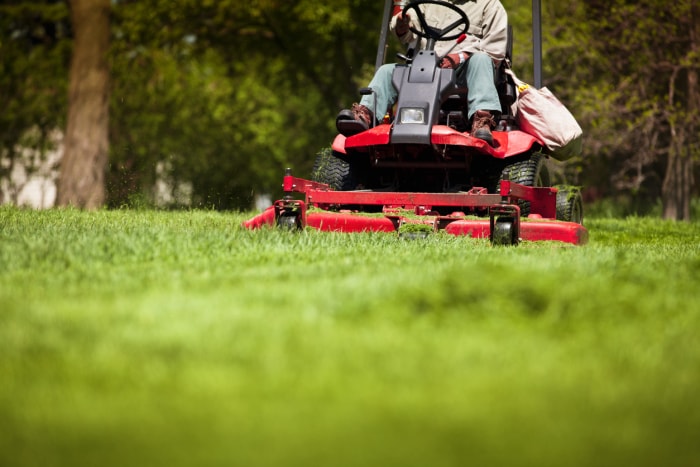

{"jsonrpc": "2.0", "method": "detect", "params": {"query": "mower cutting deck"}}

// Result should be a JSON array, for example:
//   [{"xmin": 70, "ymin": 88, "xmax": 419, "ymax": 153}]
[{"xmin": 243, "ymin": 170, "xmax": 588, "ymax": 246}]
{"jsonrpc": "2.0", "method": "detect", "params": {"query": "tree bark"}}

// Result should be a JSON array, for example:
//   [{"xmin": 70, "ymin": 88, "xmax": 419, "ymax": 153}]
[
  {"xmin": 57, "ymin": 0, "xmax": 110, "ymax": 209},
  {"xmin": 661, "ymin": 2, "xmax": 699, "ymax": 221},
  {"xmin": 662, "ymin": 139, "xmax": 693, "ymax": 221}
]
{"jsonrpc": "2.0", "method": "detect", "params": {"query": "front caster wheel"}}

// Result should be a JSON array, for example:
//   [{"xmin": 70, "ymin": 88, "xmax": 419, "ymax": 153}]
[
  {"xmin": 492, "ymin": 218, "xmax": 518, "ymax": 246},
  {"xmin": 277, "ymin": 212, "xmax": 301, "ymax": 230}
]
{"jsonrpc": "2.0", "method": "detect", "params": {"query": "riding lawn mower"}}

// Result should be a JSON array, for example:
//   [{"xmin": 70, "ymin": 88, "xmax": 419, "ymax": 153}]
[{"xmin": 244, "ymin": 0, "xmax": 588, "ymax": 246}]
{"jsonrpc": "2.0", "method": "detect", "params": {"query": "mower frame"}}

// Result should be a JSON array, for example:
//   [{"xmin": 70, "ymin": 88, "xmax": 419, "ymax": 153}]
[
  {"xmin": 243, "ymin": 0, "xmax": 587, "ymax": 246},
  {"xmin": 243, "ymin": 170, "xmax": 588, "ymax": 245}
]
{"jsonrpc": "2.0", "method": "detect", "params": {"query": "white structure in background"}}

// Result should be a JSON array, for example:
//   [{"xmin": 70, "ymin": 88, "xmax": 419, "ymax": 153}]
[
  {"xmin": 1, "ymin": 131, "xmax": 265, "ymax": 210},
  {"xmin": 154, "ymin": 160, "xmax": 193, "ymax": 207},
  {"xmin": 0, "ymin": 131, "xmax": 195, "ymax": 209},
  {"xmin": 0, "ymin": 132, "xmax": 62, "ymax": 209},
  {"xmin": 254, "ymin": 193, "xmax": 272, "ymax": 211}
]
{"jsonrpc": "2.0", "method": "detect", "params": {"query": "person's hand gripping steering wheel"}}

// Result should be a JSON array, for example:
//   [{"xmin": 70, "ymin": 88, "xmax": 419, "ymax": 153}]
[{"xmin": 396, "ymin": 0, "xmax": 470, "ymax": 68}]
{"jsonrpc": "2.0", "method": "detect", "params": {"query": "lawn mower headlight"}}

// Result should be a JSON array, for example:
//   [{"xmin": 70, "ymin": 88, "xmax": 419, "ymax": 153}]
[{"xmin": 399, "ymin": 107, "xmax": 426, "ymax": 124}]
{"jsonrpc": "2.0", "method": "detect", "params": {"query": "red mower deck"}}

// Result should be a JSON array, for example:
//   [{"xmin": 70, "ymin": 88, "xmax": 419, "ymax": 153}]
[{"xmin": 243, "ymin": 172, "xmax": 588, "ymax": 246}]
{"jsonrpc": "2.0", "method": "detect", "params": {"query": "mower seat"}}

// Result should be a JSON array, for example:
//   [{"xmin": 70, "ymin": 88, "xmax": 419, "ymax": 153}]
[{"xmin": 497, "ymin": 25, "xmax": 516, "ymax": 116}]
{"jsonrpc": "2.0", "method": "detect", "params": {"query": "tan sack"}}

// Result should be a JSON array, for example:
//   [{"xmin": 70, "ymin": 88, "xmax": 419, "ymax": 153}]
[{"xmin": 505, "ymin": 69, "xmax": 583, "ymax": 161}]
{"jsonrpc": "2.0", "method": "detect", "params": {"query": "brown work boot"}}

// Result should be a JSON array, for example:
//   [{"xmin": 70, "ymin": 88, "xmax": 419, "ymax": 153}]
[
  {"xmin": 471, "ymin": 110, "xmax": 496, "ymax": 146},
  {"xmin": 336, "ymin": 103, "xmax": 374, "ymax": 136}
]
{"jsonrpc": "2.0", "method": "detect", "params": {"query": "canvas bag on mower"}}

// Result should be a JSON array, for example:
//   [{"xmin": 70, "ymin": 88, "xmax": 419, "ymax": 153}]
[{"xmin": 505, "ymin": 68, "xmax": 584, "ymax": 161}]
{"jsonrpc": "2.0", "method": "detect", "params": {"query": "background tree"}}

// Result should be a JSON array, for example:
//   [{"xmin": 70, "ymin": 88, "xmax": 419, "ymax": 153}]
[
  {"xmin": 56, "ymin": 0, "xmax": 110, "ymax": 208},
  {"xmin": 107, "ymin": 0, "xmax": 382, "ymax": 208},
  {"xmin": 590, "ymin": 0, "xmax": 698, "ymax": 221},
  {"xmin": 541, "ymin": 0, "xmax": 699, "ymax": 219},
  {"xmin": 1, "ymin": 0, "xmax": 699, "ymax": 215}
]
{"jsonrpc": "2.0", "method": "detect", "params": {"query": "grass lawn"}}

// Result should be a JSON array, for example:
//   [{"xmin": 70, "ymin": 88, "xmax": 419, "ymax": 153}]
[{"xmin": 1, "ymin": 206, "xmax": 699, "ymax": 466}]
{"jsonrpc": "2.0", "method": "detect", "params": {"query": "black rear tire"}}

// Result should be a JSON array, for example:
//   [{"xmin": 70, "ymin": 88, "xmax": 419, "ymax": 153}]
[
  {"xmin": 498, "ymin": 152, "xmax": 550, "ymax": 216},
  {"xmin": 555, "ymin": 186, "xmax": 584, "ymax": 223},
  {"xmin": 310, "ymin": 147, "xmax": 357, "ymax": 191}
]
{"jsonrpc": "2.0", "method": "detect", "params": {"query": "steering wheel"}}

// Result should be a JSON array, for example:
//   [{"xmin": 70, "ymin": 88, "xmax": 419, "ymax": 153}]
[{"xmin": 403, "ymin": 0, "xmax": 470, "ymax": 42}]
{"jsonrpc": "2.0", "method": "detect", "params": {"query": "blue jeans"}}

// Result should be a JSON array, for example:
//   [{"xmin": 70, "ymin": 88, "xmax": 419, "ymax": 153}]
[{"xmin": 359, "ymin": 52, "xmax": 501, "ymax": 121}]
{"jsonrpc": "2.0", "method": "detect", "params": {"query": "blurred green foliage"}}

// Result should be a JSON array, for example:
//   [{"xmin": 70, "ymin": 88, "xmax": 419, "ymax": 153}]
[
  {"xmin": 1, "ymin": 0, "xmax": 698, "ymax": 210},
  {"xmin": 0, "ymin": 0, "xmax": 70, "ymax": 184}
]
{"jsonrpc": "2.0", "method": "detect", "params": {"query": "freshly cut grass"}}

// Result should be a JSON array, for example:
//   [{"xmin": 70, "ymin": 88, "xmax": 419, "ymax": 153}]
[{"xmin": 1, "ymin": 207, "xmax": 699, "ymax": 467}]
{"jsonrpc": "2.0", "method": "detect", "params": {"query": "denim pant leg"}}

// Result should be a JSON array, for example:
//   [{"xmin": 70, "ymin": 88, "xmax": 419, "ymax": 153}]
[
  {"xmin": 360, "ymin": 63, "xmax": 398, "ymax": 121},
  {"xmin": 462, "ymin": 52, "xmax": 501, "ymax": 120}
]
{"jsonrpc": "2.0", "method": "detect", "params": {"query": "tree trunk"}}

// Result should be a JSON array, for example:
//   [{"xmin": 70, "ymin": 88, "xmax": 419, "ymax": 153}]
[
  {"xmin": 661, "ymin": 3, "xmax": 699, "ymax": 221},
  {"xmin": 57, "ymin": 0, "xmax": 110, "ymax": 209},
  {"xmin": 662, "ymin": 140, "xmax": 693, "ymax": 221}
]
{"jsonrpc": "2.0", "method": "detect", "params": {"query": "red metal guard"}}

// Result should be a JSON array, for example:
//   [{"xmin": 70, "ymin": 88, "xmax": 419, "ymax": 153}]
[{"xmin": 243, "ymin": 172, "xmax": 588, "ymax": 245}]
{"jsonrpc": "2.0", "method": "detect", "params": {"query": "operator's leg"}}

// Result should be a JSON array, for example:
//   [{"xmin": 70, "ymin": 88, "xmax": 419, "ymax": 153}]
[
  {"xmin": 337, "ymin": 63, "xmax": 397, "ymax": 136},
  {"xmin": 359, "ymin": 63, "xmax": 398, "ymax": 121},
  {"xmin": 462, "ymin": 53, "xmax": 500, "ymax": 145},
  {"xmin": 464, "ymin": 53, "xmax": 500, "ymax": 120}
]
